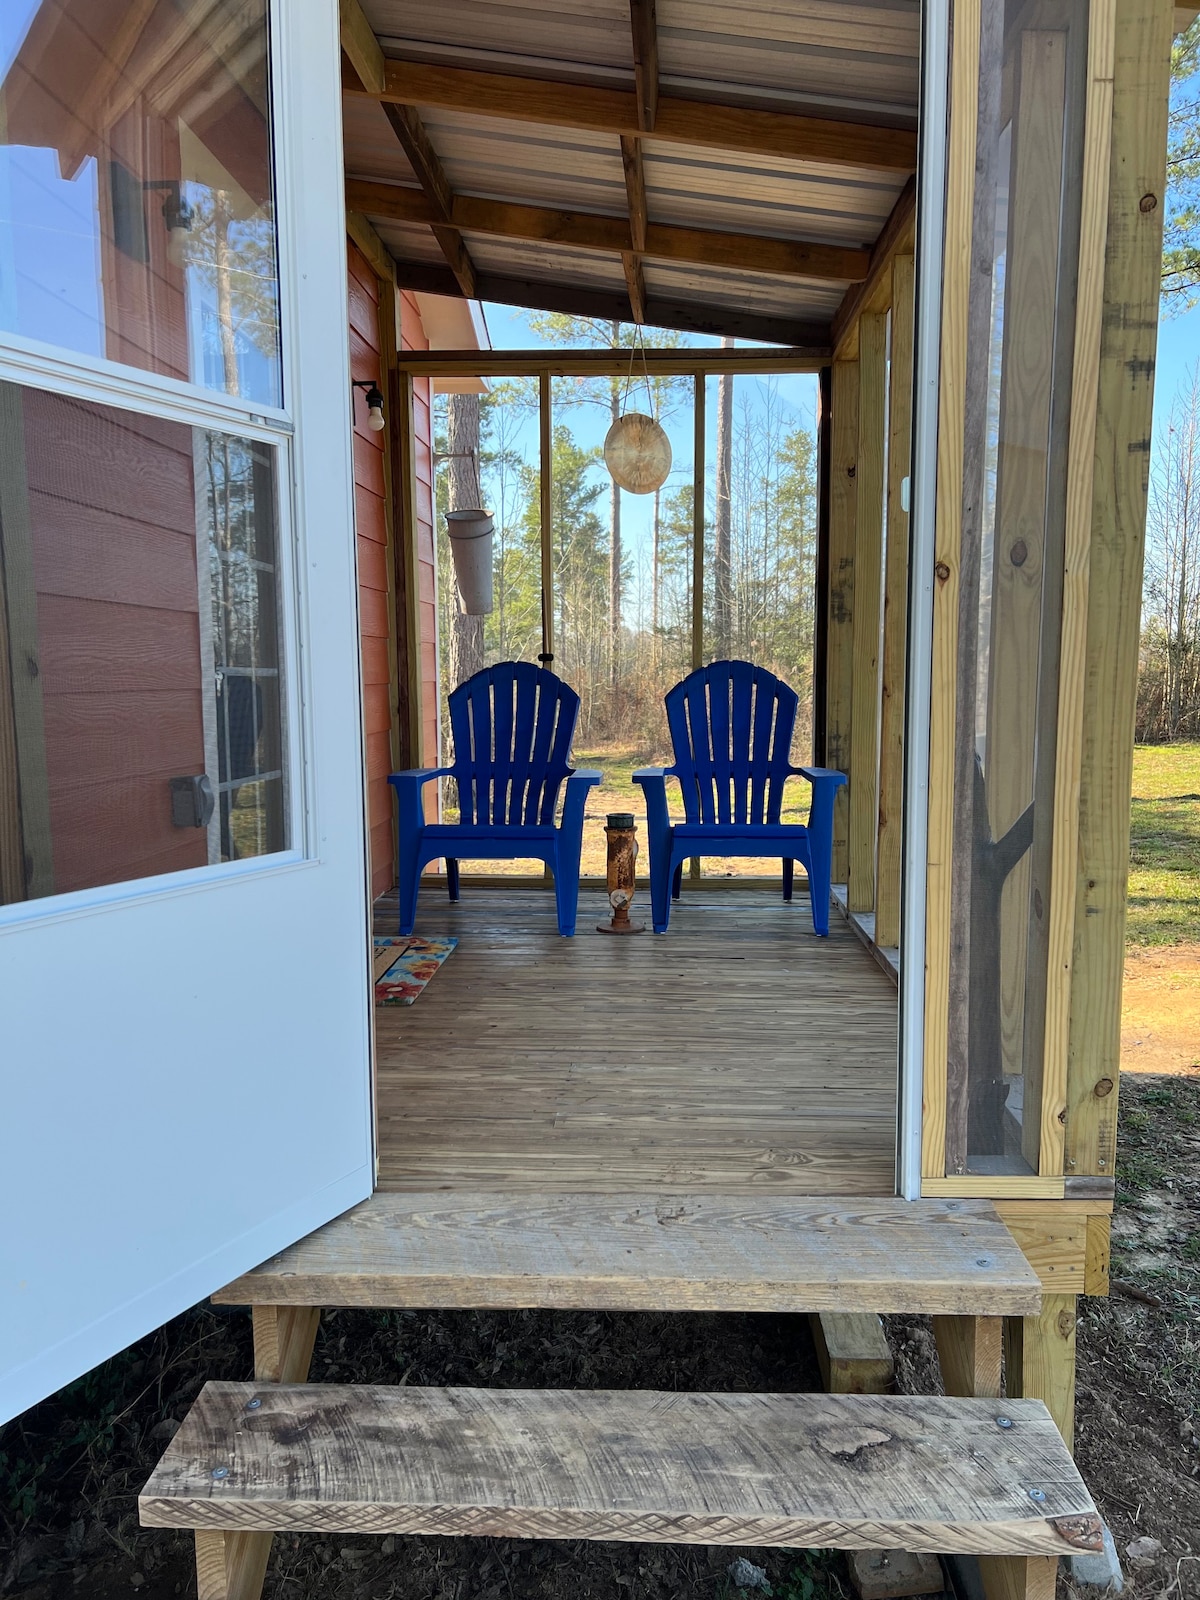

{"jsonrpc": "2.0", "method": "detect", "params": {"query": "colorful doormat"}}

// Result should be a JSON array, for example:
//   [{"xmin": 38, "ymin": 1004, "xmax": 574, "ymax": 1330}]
[{"xmin": 372, "ymin": 936, "xmax": 458, "ymax": 1005}]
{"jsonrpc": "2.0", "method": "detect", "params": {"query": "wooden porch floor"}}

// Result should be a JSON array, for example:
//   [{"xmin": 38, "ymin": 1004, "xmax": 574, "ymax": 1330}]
[{"xmin": 372, "ymin": 887, "xmax": 899, "ymax": 1196}]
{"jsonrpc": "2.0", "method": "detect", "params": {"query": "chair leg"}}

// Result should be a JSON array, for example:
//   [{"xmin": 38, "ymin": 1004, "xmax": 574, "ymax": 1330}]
[
  {"xmin": 446, "ymin": 858, "xmax": 461, "ymax": 902},
  {"xmin": 553, "ymin": 857, "xmax": 579, "ymax": 940},
  {"xmin": 397, "ymin": 843, "xmax": 422, "ymax": 936},
  {"xmin": 783, "ymin": 858, "xmax": 794, "ymax": 902},
  {"xmin": 650, "ymin": 852, "xmax": 675, "ymax": 934},
  {"xmin": 806, "ymin": 836, "xmax": 832, "ymax": 937},
  {"xmin": 671, "ymin": 863, "xmax": 683, "ymax": 900}
]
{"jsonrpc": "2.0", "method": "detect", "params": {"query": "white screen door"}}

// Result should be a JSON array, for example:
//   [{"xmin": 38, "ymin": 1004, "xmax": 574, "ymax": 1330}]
[{"xmin": 0, "ymin": 0, "xmax": 374, "ymax": 1423}]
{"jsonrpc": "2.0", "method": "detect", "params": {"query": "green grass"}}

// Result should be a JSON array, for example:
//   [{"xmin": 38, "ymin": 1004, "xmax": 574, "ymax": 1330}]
[{"xmin": 1126, "ymin": 743, "xmax": 1200, "ymax": 947}]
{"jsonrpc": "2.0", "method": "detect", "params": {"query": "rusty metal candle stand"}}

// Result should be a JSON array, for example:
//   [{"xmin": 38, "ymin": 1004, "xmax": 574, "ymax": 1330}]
[{"xmin": 597, "ymin": 812, "xmax": 645, "ymax": 934}]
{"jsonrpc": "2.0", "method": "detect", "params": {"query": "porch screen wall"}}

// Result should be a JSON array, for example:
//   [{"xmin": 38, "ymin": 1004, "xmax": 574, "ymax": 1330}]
[{"xmin": 939, "ymin": 0, "xmax": 1089, "ymax": 1176}]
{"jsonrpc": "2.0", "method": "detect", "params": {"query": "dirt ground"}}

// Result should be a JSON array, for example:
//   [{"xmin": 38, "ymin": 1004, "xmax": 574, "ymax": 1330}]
[{"xmin": 1122, "ymin": 946, "xmax": 1200, "ymax": 1075}]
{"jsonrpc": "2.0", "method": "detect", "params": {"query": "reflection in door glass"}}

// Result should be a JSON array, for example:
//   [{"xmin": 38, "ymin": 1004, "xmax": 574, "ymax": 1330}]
[
  {"xmin": 0, "ymin": 0, "xmax": 280, "ymax": 406},
  {"xmin": 0, "ymin": 381, "xmax": 286, "ymax": 906}
]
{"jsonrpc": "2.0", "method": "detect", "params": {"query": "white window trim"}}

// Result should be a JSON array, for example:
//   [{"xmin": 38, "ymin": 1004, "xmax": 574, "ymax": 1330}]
[{"xmin": 896, "ymin": 0, "xmax": 950, "ymax": 1200}]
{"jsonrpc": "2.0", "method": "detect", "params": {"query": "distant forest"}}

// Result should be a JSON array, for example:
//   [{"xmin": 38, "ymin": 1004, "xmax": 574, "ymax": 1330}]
[{"xmin": 433, "ymin": 340, "xmax": 818, "ymax": 758}]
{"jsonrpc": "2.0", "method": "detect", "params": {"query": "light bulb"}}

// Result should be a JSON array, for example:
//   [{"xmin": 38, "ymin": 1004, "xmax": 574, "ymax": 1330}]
[{"xmin": 367, "ymin": 403, "xmax": 385, "ymax": 432}]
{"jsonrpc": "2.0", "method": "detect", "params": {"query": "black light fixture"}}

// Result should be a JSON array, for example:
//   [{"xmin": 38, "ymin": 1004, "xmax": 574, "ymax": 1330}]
[
  {"xmin": 352, "ymin": 378, "xmax": 386, "ymax": 432},
  {"xmin": 144, "ymin": 179, "xmax": 195, "ymax": 266}
]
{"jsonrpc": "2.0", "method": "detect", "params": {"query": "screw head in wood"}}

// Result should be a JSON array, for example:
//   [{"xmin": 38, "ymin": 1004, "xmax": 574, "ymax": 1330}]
[
  {"xmin": 995, "ymin": 1416, "xmax": 1014, "ymax": 1430},
  {"xmin": 976, "ymin": 1257, "xmax": 991, "ymax": 1267},
  {"xmin": 211, "ymin": 1467, "xmax": 230, "ymax": 1481},
  {"xmin": 246, "ymin": 1397, "xmax": 262, "ymax": 1411},
  {"xmin": 1028, "ymin": 1488, "xmax": 1047, "ymax": 1503}
]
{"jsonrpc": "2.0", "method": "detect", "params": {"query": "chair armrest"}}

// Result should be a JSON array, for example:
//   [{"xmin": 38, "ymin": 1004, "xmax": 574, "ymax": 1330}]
[
  {"xmin": 794, "ymin": 766, "xmax": 847, "ymax": 786},
  {"xmin": 560, "ymin": 769, "xmax": 602, "ymax": 834},
  {"xmin": 632, "ymin": 767, "xmax": 674, "ymax": 839},
  {"xmin": 793, "ymin": 766, "xmax": 845, "ymax": 838},
  {"xmin": 388, "ymin": 767, "xmax": 452, "ymax": 787},
  {"xmin": 388, "ymin": 768, "xmax": 451, "ymax": 836}
]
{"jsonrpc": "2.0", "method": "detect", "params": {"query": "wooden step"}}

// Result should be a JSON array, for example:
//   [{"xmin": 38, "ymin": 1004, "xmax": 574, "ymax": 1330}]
[
  {"xmin": 213, "ymin": 1192, "xmax": 1041, "ymax": 1315},
  {"xmin": 140, "ymin": 1383, "xmax": 1100, "ymax": 1556}
]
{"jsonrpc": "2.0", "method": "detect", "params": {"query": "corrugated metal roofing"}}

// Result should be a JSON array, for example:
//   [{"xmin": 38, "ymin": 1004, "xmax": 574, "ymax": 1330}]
[{"xmin": 344, "ymin": 0, "xmax": 919, "ymax": 343}]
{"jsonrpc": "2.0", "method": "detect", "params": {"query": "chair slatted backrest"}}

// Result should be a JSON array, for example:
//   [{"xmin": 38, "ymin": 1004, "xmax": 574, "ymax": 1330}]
[
  {"xmin": 448, "ymin": 663, "xmax": 580, "ymax": 826},
  {"xmin": 665, "ymin": 660, "xmax": 799, "ymax": 826}
]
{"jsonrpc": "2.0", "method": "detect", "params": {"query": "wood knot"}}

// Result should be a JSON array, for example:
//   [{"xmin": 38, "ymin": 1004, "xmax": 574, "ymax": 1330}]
[
  {"xmin": 1139, "ymin": 192, "xmax": 1158, "ymax": 213},
  {"xmin": 1009, "ymin": 539, "xmax": 1028, "ymax": 567},
  {"xmin": 816, "ymin": 1424, "xmax": 891, "ymax": 1462},
  {"xmin": 1051, "ymin": 1514, "xmax": 1104, "ymax": 1552},
  {"xmin": 847, "ymin": 464, "xmax": 857, "ymax": 480},
  {"xmin": 1033, "ymin": 888, "xmax": 1043, "ymax": 919},
  {"xmin": 1094, "ymin": 1077, "xmax": 1114, "ymax": 1098},
  {"xmin": 934, "ymin": 561, "xmax": 951, "ymax": 584}
]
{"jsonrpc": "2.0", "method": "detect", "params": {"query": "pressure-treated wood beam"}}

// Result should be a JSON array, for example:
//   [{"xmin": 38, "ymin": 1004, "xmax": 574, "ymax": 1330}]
[
  {"xmin": 832, "ymin": 177, "xmax": 917, "ymax": 358},
  {"xmin": 629, "ymin": 0, "xmax": 659, "ymax": 132},
  {"xmin": 621, "ymin": 135, "xmax": 648, "ymax": 253},
  {"xmin": 378, "ymin": 259, "xmax": 831, "ymax": 350},
  {"xmin": 379, "ymin": 101, "xmax": 478, "ymax": 296},
  {"xmin": 345, "ymin": 178, "xmax": 869, "ymax": 284},
  {"xmin": 393, "ymin": 346, "xmax": 825, "ymax": 377},
  {"xmin": 345, "ymin": 59, "xmax": 918, "ymax": 174},
  {"xmin": 621, "ymin": 251, "xmax": 647, "ymax": 323},
  {"xmin": 339, "ymin": 0, "xmax": 386, "ymax": 95}
]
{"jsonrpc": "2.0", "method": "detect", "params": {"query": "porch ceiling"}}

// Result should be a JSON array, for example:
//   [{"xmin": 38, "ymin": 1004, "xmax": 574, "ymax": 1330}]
[{"xmin": 340, "ymin": 0, "xmax": 919, "ymax": 350}]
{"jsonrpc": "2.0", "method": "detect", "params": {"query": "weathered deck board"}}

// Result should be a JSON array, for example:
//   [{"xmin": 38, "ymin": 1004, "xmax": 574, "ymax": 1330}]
[
  {"xmin": 141, "ymin": 1383, "xmax": 1096, "ymax": 1555},
  {"xmin": 213, "ymin": 1193, "xmax": 1041, "ymax": 1314},
  {"xmin": 373, "ymin": 888, "xmax": 898, "ymax": 1195}
]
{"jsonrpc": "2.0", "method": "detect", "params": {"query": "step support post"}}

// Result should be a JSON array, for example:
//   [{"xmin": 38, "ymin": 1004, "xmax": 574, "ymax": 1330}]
[
  {"xmin": 191, "ymin": 1307, "xmax": 323, "ymax": 1600},
  {"xmin": 933, "ymin": 1316, "xmax": 1052, "ymax": 1600},
  {"xmin": 1003, "ymin": 1294, "xmax": 1077, "ymax": 1447}
]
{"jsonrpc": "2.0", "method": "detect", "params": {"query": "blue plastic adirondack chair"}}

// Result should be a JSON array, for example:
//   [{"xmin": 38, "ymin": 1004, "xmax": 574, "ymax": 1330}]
[
  {"xmin": 389, "ymin": 663, "xmax": 601, "ymax": 937},
  {"xmin": 632, "ymin": 660, "xmax": 847, "ymax": 935}
]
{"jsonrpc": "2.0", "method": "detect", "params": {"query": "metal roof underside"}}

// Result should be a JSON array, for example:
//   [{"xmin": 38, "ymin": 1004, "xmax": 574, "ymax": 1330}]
[{"xmin": 341, "ymin": 0, "xmax": 921, "ymax": 350}]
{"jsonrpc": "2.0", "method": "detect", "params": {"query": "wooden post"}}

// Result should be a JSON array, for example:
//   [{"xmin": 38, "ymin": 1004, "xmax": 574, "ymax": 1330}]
[
  {"xmin": 812, "ymin": 366, "xmax": 832, "ymax": 766},
  {"xmin": 875, "ymin": 258, "xmax": 914, "ymax": 949},
  {"xmin": 849, "ymin": 311, "xmax": 887, "ymax": 914},
  {"xmin": 1004, "ymin": 1295, "xmax": 1077, "ymax": 1446},
  {"xmin": 810, "ymin": 1312, "xmax": 894, "ymax": 1394},
  {"xmin": 690, "ymin": 373, "xmax": 705, "ymax": 880},
  {"xmin": 935, "ymin": 1313, "xmax": 1055, "ymax": 1600},
  {"xmin": 193, "ymin": 1307, "xmax": 322, "ymax": 1600},
  {"xmin": 826, "ymin": 360, "xmax": 859, "ymax": 887},
  {"xmin": 921, "ymin": 0, "xmax": 979, "ymax": 1182},
  {"xmin": 1065, "ymin": 0, "xmax": 1172, "ymax": 1183},
  {"xmin": 539, "ymin": 372, "xmax": 554, "ymax": 666},
  {"xmin": 377, "ymin": 274, "xmax": 405, "ymax": 780}
]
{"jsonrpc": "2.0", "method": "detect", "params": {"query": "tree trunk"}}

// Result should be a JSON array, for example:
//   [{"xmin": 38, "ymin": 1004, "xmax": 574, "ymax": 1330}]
[
  {"xmin": 651, "ymin": 482, "xmax": 661, "ymax": 647},
  {"xmin": 713, "ymin": 336, "xmax": 735, "ymax": 657},
  {"xmin": 213, "ymin": 190, "xmax": 239, "ymax": 398},
  {"xmin": 447, "ymin": 393, "xmax": 484, "ymax": 691},
  {"xmin": 609, "ymin": 353, "xmax": 622, "ymax": 689}
]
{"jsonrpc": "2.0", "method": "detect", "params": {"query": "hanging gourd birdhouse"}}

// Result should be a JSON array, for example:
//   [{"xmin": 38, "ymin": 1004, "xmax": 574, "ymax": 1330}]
[
  {"xmin": 445, "ymin": 509, "xmax": 495, "ymax": 615},
  {"xmin": 603, "ymin": 412, "xmax": 671, "ymax": 495}
]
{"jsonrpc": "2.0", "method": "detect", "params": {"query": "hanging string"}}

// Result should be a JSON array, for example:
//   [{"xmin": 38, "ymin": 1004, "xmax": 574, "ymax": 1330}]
[{"xmin": 618, "ymin": 326, "xmax": 656, "ymax": 420}]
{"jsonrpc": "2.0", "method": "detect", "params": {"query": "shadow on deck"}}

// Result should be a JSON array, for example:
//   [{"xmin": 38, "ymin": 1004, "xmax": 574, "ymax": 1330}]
[{"xmin": 372, "ymin": 885, "xmax": 899, "ymax": 1196}]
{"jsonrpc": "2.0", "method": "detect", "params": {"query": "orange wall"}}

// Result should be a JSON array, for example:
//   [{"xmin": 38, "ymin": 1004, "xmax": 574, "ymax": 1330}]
[
  {"xmin": 25, "ymin": 390, "xmax": 207, "ymax": 892},
  {"xmin": 348, "ymin": 241, "xmax": 395, "ymax": 901},
  {"xmin": 399, "ymin": 290, "xmax": 440, "ymax": 779}
]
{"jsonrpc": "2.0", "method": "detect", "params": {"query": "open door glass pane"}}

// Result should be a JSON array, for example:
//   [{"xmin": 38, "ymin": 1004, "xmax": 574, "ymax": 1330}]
[
  {"xmin": 0, "ymin": 381, "xmax": 287, "ymax": 903},
  {"xmin": 0, "ymin": 0, "xmax": 281, "ymax": 405}
]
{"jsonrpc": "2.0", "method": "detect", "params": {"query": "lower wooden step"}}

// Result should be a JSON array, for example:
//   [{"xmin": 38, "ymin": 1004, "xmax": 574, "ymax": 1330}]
[{"xmin": 140, "ymin": 1383, "xmax": 1100, "ymax": 1556}]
